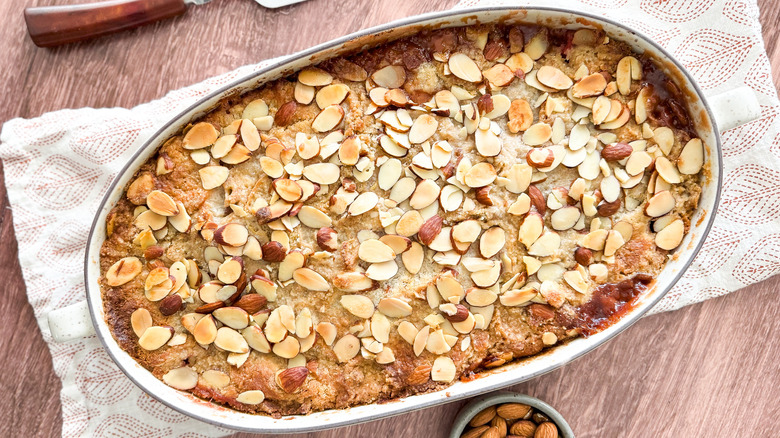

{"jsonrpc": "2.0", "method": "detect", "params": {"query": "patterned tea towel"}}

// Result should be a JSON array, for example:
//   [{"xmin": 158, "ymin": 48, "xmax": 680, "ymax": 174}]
[{"xmin": 0, "ymin": 0, "xmax": 777, "ymax": 436}]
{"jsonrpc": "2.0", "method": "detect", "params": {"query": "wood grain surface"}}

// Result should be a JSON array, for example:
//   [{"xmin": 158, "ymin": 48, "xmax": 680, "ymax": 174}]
[{"xmin": 1, "ymin": 1, "xmax": 778, "ymax": 437}]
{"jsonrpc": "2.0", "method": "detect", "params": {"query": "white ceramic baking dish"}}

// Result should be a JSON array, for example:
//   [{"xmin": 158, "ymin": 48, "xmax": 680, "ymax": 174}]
[{"xmin": 49, "ymin": 6, "xmax": 761, "ymax": 434}]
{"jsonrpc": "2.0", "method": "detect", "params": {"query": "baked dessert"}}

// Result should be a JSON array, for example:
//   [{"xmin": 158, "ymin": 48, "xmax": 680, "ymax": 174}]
[{"xmin": 100, "ymin": 23, "xmax": 705, "ymax": 416}]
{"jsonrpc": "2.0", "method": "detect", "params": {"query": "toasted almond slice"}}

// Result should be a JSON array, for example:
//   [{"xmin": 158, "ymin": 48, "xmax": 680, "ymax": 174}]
[
  {"xmin": 436, "ymin": 274, "xmax": 465, "ymax": 304},
  {"xmin": 525, "ymin": 30, "xmax": 549, "ymax": 60},
  {"xmin": 440, "ymin": 185, "xmax": 464, "ymax": 212},
  {"xmin": 428, "ymin": 226, "xmax": 453, "ymax": 252},
  {"xmin": 217, "ymin": 257, "xmax": 243, "ymax": 284},
  {"xmin": 316, "ymin": 83, "xmax": 350, "ymax": 109},
  {"xmin": 616, "ymin": 56, "xmax": 637, "ymax": 95},
  {"xmin": 464, "ymin": 162, "xmax": 497, "ymax": 188},
  {"xmin": 236, "ymin": 390, "xmax": 265, "ymax": 405},
  {"xmin": 603, "ymin": 230, "xmax": 626, "ymax": 257},
  {"xmin": 413, "ymin": 326, "xmax": 430, "ymax": 356},
  {"xmin": 398, "ymin": 321, "xmax": 419, "ymax": 344},
  {"xmin": 625, "ymin": 151, "xmax": 653, "ymax": 176},
  {"xmin": 163, "ymin": 367, "xmax": 198, "ymax": 390},
  {"xmin": 572, "ymin": 73, "xmax": 607, "ymax": 98},
  {"xmin": 210, "ymin": 134, "xmax": 236, "ymax": 159},
  {"xmin": 377, "ymin": 297, "xmax": 413, "ymax": 318},
  {"xmin": 550, "ymin": 206, "xmax": 580, "ymax": 231},
  {"xmin": 241, "ymin": 325, "xmax": 271, "ymax": 353},
  {"xmin": 293, "ymin": 268, "xmax": 330, "ymax": 291},
  {"xmin": 653, "ymin": 126, "xmax": 675, "ymax": 155},
  {"xmin": 358, "ymin": 239, "xmax": 396, "ymax": 263},
  {"xmin": 348, "ymin": 192, "xmax": 379, "ymax": 216},
  {"xmin": 600, "ymin": 175, "xmax": 621, "ymax": 203},
  {"xmin": 106, "ymin": 257, "xmax": 143, "ymax": 286},
  {"xmin": 130, "ymin": 308, "xmax": 152, "ymax": 338},
  {"xmin": 655, "ymin": 156, "xmax": 682, "ymax": 184},
  {"xmin": 372, "ymin": 65, "xmax": 406, "ymax": 88},
  {"xmin": 379, "ymin": 235, "xmax": 412, "ymax": 254},
  {"xmin": 138, "ymin": 326, "xmax": 173, "ymax": 350},
  {"xmin": 452, "ymin": 220, "xmax": 482, "ymax": 244},
  {"xmin": 213, "ymin": 307, "xmax": 250, "ymax": 330},
  {"xmin": 278, "ymin": 250, "xmax": 305, "ymax": 282},
  {"xmin": 402, "ymin": 242, "xmax": 424, "ymax": 274},
  {"xmin": 471, "ymin": 263, "xmax": 501, "ymax": 288},
  {"xmin": 199, "ymin": 166, "xmax": 229, "ymax": 190},
  {"xmin": 258, "ymin": 156, "xmax": 284, "ymax": 179},
  {"xmin": 656, "ymin": 219, "xmax": 684, "ymax": 250},
  {"xmin": 334, "ymin": 334, "xmax": 361, "ymax": 362},
  {"xmin": 582, "ymin": 228, "xmax": 609, "ymax": 251},
  {"xmin": 214, "ymin": 327, "xmax": 249, "ymax": 354},
  {"xmin": 478, "ymin": 227, "xmax": 506, "ymax": 258},
  {"xmin": 296, "ymin": 206, "xmax": 331, "ymax": 229},
  {"xmin": 396, "ymin": 210, "xmax": 424, "ymax": 237},
  {"xmin": 272, "ymin": 178, "xmax": 303, "ymax": 202},
  {"xmin": 193, "ymin": 315, "xmax": 218, "ymax": 344},
  {"xmin": 475, "ymin": 127, "xmax": 502, "ymax": 157},
  {"xmin": 370, "ymin": 87, "xmax": 390, "ymax": 107},
  {"xmin": 298, "ymin": 67, "xmax": 333, "ymax": 86},
  {"xmin": 312, "ymin": 105, "xmax": 344, "ymax": 132},
  {"xmin": 678, "ymin": 138, "xmax": 704, "ymax": 174},
  {"xmin": 409, "ymin": 179, "xmax": 441, "ymax": 210},
  {"xmin": 242, "ymin": 99, "xmax": 268, "ymax": 120},
  {"xmin": 645, "ymin": 191, "xmax": 676, "ymax": 217},
  {"xmin": 146, "ymin": 190, "xmax": 178, "ymax": 216},
  {"xmin": 408, "ymin": 114, "xmax": 438, "ymax": 144},
  {"xmin": 272, "ymin": 336, "xmax": 300, "ymax": 359},
  {"xmin": 518, "ymin": 213, "xmax": 544, "ymax": 248},
  {"xmin": 183, "ymin": 122, "xmax": 218, "ymax": 150},
  {"xmin": 448, "ymin": 53, "xmax": 482, "ymax": 82},
  {"xmin": 333, "ymin": 271, "xmax": 376, "ymax": 293},
  {"xmin": 528, "ymin": 231, "xmax": 561, "ymax": 257},
  {"xmin": 315, "ymin": 322, "xmax": 337, "ymax": 346},
  {"xmin": 340, "ymin": 294, "xmax": 374, "ymax": 319},
  {"xmin": 483, "ymin": 64, "xmax": 514, "ymax": 87},
  {"xmin": 295, "ymin": 133, "xmax": 320, "ymax": 160},
  {"xmin": 523, "ymin": 122, "xmax": 552, "ymax": 146},
  {"xmin": 537, "ymin": 65, "xmax": 573, "ymax": 90},
  {"xmin": 591, "ymin": 96, "xmax": 612, "ymax": 125},
  {"xmin": 303, "ymin": 162, "xmax": 340, "ymax": 184},
  {"xmin": 338, "ymin": 135, "xmax": 361, "ymax": 165},
  {"xmin": 370, "ymin": 312, "xmax": 392, "ymax": 343},
  {"xmin": 431, "ymin": 356, "xmax": 456, "ymax": 382},
  {"xmin": 214, "ymin": 223, "xmax": 248, "ymax": 247},
  {"xmin": 635, "ymin": 86, "xmax": 651, "ymax": 124}
]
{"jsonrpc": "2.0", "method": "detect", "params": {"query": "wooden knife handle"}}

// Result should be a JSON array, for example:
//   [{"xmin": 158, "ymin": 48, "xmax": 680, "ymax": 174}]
[{"xmin": 24, "ymin": 0, "xmax": 188, "ymax": 48}]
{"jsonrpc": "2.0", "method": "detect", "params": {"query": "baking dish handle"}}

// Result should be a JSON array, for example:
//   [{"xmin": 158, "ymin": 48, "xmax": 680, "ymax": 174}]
[
  {"xmin": 48, "ymin": 300, "xmax": 95, "ymax": 342},
  {"xmin": 706, "ymin": 86, "xmax": 761, "ymax": 132}
]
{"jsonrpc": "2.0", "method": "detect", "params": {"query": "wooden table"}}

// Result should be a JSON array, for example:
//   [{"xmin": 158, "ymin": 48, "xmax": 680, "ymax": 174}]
[{"xmin": 1, "ymin": 1, "xmax": 778, "ymax": 436}]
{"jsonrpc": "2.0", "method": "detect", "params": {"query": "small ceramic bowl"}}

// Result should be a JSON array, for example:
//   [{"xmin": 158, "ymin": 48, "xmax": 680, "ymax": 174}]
[{"xmin": 449, "ymin": 391, "xmax": 575, "ymax": 438}]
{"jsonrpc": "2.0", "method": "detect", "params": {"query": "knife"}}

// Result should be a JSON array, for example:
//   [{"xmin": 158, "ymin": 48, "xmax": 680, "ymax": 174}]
[{"xmin": 24, "ymin": 0, "xmax": 307, "ymax": 48}]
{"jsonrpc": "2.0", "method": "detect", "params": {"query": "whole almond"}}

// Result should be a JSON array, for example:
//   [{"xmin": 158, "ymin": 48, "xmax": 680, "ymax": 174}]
[
  {"xmin": 597, "ymin": 198, "xmax": 621, "ymax": 217},
  {"xmin": 276, "ymin": 366, "xmax": 309, "ymax": 393},
  {"xmin": 261, "ymin": 241, "xmax": 287, "ymax": 262},
  {"xmin": 443, "ymin": 304, "xmax": 470, "ymax": 323},
  {"xmin": 528, "ymin": 185, "xmax": 546, "ymax": 214},
  {"xmin": 482, "ymin": 426, "xmax": 501, "ymax": 438},
  {"xmin": 574, "ymin": 247, "xmax": 593, "ymax": 266},
  {"xmin": 497, "ymin": 403, "xmax": 532, "ymax": 420},
  {"xmin": 316, "ymin": 227, "xmax": 339, "ymax": 252},
  {"xmin": 528, "ymin": 304, "xmax": 555, "ymax": 321},
  {"xmin": 144, "ymin": 245, "xmax": 164, "ymax": 260},
  {"xmin": 469, "ymin": 405, "xmax": 497, "ymax": 427},
  {"xmin": 418, "ymin": 215, "xmax": 443, "ymax": 246},
  {"xmin": 461, "ymin": 425, "xmax": 490, "ymax": 438},
  {"xmin": 491, "ymin": 415, "xmax": 508, "ymax": 437},
  {"xmin": 475, "ymin": 186, "xmax": 494, "ymax": 206},
  {"xmin": 159, "ymin": 294, "xmax": 183, "ymax": 316},
  {"xmin": 601, "ymin": 142, "xmax": 633, "ymax": 161},
  {"xmin": 274, "ymin": 101, "xmax": 297, "ymax": 126},
  {"xmin": 406, "ymin": 362, "xmax": 432, "ymax": 385},
  {"xmin": 194, "ymin": 301, "xmax": 224, "ymax": 314},
  {"xmin": 234, "ymin": 294, "xmax": 267, "ymax": 314},
  {"xmin": 483, "ymin": 39, "xmax": 505, "ymax": 61},
  {"xmin": 510, "ymin": 420, "xmax": 537, "ymax": 438},
  {"xmin": 534, "ymin": 422, "xmax": 558, "ymax": 438}
]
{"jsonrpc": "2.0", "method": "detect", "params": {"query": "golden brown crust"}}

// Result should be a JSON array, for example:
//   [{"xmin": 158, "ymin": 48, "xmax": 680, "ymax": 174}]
[{"xmin": 99, "ymin": 23, "xmax": 703, "ymax": 416}]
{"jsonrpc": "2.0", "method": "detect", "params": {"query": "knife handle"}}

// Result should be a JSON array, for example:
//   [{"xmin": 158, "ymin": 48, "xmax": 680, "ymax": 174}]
[{"xmin": 24, "ymin": 0, "xmax": 187, "ymax": 48}]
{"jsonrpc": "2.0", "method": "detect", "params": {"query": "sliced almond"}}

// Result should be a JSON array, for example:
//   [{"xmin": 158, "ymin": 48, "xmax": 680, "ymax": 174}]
[
  {"xmin": 656, "ymin": 219, "xmax": 684, "ymax": 250},
  {"xmin": 371, "ymin": 65, "xmax": 406, "ymax": 89},
  {"xmin": 410, "ymin": 179, "xmax": 441, "ymax": 209},
  {"xmin": 242, "ymin": 326, "xmax": 271, "ymax": 353},
  {"xmin": 106, "ymin": 257, "xmax": 142, "ymax": 286},
  {"xmin": 303, "ymin": 163, "xmax": 340, "ymax": 185},
  {"xmin": 478, "ymin": 227, "xmax": 506, "ymax": 258},
  {"xmin": 316, "ymin": 83, "xmax": 350, "ymax": 109},
  {"xmin": 236, "ymin": 390, "xmax": 265, "ymax": 405},
  {"xmin": 436, "ymin": 275, "xmax": 465, "ymax": 304},
  {"xmin": 193, "ymin": 315, "xmax": 218, "ymax": 345},
  {"xmin": 312, "ymin": 104, "xmax": 344, "ymax": 132},
  {"xmin": 340, "ymin": 295, "xmax": 375, "ymax": 319},
  {"xmin": 377, "ymin": 297, "xmax": 413, "ymax": 318},
  {"xmin": 483, "ymin": 64, "xmax": 514, "ymax": 87},
  {"xmin": 537, "ymin": 65, "xmax": 573, "ymax": 90},
  {"xmin": 338, "ymin": 136, "xmax": 361, "ymax": 165},
  {"xmin": 272, "ymin": 336, "xmax": 300, "ymax": 359},
  {"xmin": 550, "ymin": 206, "xmax": 580, "ymax": 231},
  {"xmin": 298, "ymin": 67, "xmax": 333, "ymax": 86},
  {"xmin": 528, "ymin": 231, "xmax": 561, "ymax": 257},
  {"xmin": 163, "ymin": 367, "xmax": 198, "ymax": 390},
  {"xmin": 678, "ymin": 138, "xmax": 704, "ymax": 174},
  {"xmin": 183, "ymin": 123, "xmax": 219, "ymax": 150},
  {"xmin": 413, "ymin": 326, "xmax": 430, "ymax": 356},
  {"xmin": 572, "ymin": 73, "xmax": 607, "ymax": 98},
  {"xmin": 334, "ymin": 334, "xmax": 361, "ymax": 362},
  {"xmin": 464, "ymin": 162, "xmax": 497, "ymax": 188},
  {"xmin": 523, "ymin": 122, "xmax": 552, "ymax": 146},
  {"xmin": 645, "ymin": 190, "xmax": 676, "ymax": 217},
  {"xmin": 358, "ymin": 239, "xmax": 395, "ymax": 263},
  {"xmin": 213, "ymin": 307, "xmax": 250, "ymax": 330},
  {"xmin": 348, "ymin": 192, "xmax": 379, "ymax": 216},
  {"xmin": 431, "ymin": 356, "xmax": 456, "ymax": 382},
  {"xmin": 316, "ymin": 322, "xmax": 338, "ymax": 346},
  {"xmin": 199, "ymin": 166, "xmax": 229, "ymax": 190},
  {"xmin": 402, "ymin": 242, "xmax": 425, "ymax": 274},
  {"xmin": 409, "ymin": 114, "xmax": 438, "ymax": 144},
  {"xmin": 138, "ymin": 326, "xmax": 173, "ymax": 350},
  {"xmin": 475, "ymin": 127, "xmax": 502, "ymax": 157},
  {"xmin": 293, "ymin": 268, "xmax": 330, "ymax": 291},
  {"xmin": 448, "ymin": 53, "xmax": 482, "ymax": 83}
]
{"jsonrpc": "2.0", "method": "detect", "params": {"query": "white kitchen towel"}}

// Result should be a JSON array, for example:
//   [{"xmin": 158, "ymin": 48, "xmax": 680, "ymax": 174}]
[{"xmin": 0, "ymin": 0, "xmax": 777, "ymax": 436}]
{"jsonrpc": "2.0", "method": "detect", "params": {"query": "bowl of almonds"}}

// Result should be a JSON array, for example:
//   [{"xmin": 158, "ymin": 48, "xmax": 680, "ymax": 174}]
[{"xmin": 450, "ymin": 391, "xmax": 574, "ymax": 438}]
